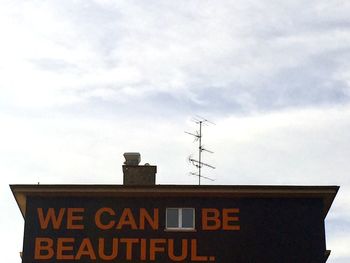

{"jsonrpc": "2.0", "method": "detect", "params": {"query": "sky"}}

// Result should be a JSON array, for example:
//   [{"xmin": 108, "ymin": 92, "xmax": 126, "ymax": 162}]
[{"xmin": 0, "ymin": 0, "xmax": 349, "ymax": 262}]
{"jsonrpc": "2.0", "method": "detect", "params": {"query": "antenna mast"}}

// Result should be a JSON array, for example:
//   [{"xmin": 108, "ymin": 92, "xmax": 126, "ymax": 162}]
[{"xmin": 185, "ymin": 116, "xmax": 215, "ymax": 185}]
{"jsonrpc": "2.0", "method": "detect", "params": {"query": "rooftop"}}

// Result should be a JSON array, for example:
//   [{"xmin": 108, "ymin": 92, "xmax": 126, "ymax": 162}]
[{"xmin": 11, "ymin": 184, "xmax": 339, "ymax": 219}]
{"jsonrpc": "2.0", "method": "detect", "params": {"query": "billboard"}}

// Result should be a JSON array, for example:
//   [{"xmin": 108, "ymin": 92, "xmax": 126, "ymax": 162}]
[{"xmin": 23, "ymin": 196, "xmax": 325, "ymax": 262}]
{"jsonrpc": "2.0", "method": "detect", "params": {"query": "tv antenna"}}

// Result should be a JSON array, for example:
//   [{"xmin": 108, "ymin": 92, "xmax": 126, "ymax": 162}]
[{"xmin": 185, "ymin": 116, "xmax": 216, "ymax": 185}]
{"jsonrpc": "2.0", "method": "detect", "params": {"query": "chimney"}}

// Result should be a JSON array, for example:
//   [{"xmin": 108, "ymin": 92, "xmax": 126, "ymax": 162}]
[{"xmin": 122, "ymin": 152, "xmax": 157, "ymax": 185}]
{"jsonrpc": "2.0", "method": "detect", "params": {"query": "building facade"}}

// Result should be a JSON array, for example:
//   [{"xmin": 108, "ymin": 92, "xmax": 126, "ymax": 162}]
[{"xmin": 12, "ymin": 183, "xmax": 338, "ymax": 263}]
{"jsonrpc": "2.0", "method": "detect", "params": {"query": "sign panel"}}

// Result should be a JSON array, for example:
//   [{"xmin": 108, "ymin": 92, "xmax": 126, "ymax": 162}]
[{"xmin": 23, "ymin": 196, "xmax": 325, "ymax": 262}]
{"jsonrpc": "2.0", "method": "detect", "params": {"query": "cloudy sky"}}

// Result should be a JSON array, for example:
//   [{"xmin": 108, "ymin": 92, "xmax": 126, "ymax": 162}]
[{"xmin": 1, "ymin": 0, "xmax": 349, "ymax": 262}]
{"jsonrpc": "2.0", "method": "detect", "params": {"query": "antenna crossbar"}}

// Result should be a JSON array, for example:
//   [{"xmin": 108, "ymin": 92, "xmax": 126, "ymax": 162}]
[
  {"xmin": 190, "ymin": 172, "xmax": 215, "ymax": 181},
  {"xmin": 184, "ymin": 131, "xmax": 200, "ymax": 139},
  {"xmin": 189, "ymin": 158, "xmax": 216, "ymax": 169},
  {"xmin": 201, "ymin": 147, "xmax": 214, "ymax": 154}
]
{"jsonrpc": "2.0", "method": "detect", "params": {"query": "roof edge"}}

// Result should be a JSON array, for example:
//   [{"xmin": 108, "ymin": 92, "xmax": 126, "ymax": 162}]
[{"xmin": 10, "ymin": 184, "xmax": 339, "ymax": 219}]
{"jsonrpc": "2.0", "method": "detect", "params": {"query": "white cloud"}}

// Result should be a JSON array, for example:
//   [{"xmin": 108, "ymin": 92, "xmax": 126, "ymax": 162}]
[
  {"xmin": 1, "ymin": 0, "xmax": 349, "ymax": 111},
  {"xmin": 2, "ymin": 105, "xmax": 350, "ymax": 262},
  {"xmin": 1, "ymin": 1, "xmax": 350, "ymax": 262},
  {"xmin": 1, "ymin": 103, "xmax": 349, "ymax": 185},
  {"xmin": 211, "ymin": 106, "xmax": 350, "ymax": 185},
  {"xmin": 328, "ymin": 234, "xmax": 350, "ymax": 261}
]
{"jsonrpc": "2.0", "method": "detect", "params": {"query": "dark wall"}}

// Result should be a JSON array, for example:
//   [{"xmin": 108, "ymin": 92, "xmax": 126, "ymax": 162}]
[{"xmin": 23, "ymin": 196, "xmax": 325, "ymax": 263}]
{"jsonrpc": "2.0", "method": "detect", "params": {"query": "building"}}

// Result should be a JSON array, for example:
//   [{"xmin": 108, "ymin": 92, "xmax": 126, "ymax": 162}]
[{"xmin": 11, "ymin": 154, "xmax": 339, "ymax": 262}]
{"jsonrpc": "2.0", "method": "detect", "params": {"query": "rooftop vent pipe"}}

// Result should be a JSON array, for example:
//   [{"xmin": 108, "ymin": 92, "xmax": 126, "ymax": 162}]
[{"xmin": 123, "ymin": 152, "xmax": 141, "ymax": 166}]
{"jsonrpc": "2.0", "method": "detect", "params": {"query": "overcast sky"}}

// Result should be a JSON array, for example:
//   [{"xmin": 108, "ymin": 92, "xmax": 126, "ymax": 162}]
[{"xmin": 1, "ymin": 0, "xmax": 350, "ymax": 262}]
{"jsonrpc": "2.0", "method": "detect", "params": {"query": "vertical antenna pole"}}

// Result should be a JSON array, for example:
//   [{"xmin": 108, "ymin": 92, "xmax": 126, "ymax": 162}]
[
  {"xmin": 185, "ymin": 116, "xmax": 215, "ymax": 185},
  {"xmin": 198, "ymin": 121, "xmax": 202, "ymax": 185}
]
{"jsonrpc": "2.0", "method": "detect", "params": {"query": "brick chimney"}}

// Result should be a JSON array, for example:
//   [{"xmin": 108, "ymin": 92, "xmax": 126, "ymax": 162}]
[{"xmin": 122, "ymin": 152, "xmax": 157, "ymax": 185}]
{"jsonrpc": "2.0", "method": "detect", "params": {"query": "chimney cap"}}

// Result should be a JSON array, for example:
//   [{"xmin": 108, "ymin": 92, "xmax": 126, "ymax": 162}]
[{"xmin": 123, "ymin": 152, "xmax": 141, "ymax": 166}]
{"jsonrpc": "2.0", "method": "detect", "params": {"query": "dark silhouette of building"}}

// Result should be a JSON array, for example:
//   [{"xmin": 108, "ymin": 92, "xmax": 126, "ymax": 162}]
[{"xmin": 11, "ymin": 155, "xmax": 338, "ymax": 262}]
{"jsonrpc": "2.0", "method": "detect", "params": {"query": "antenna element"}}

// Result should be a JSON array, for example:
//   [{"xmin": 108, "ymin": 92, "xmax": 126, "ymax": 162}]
[{"xmin": 185, "ymin": 117, "xmax": 216, "ymax": 185}]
